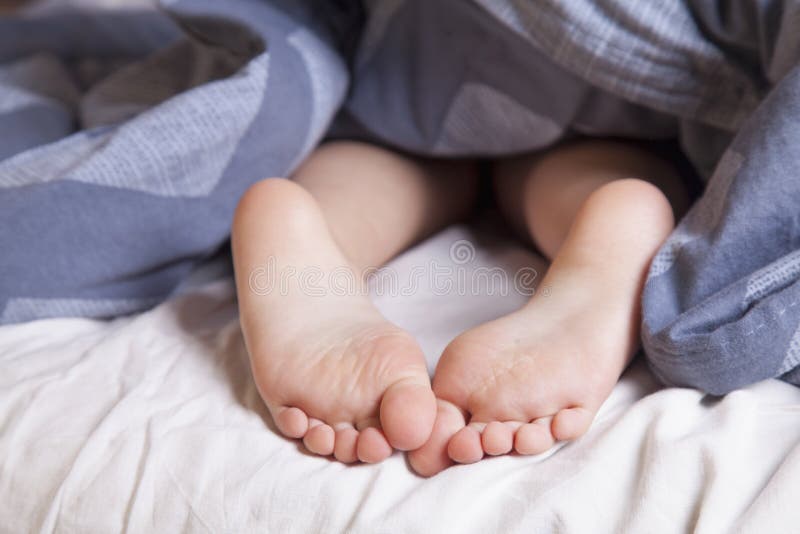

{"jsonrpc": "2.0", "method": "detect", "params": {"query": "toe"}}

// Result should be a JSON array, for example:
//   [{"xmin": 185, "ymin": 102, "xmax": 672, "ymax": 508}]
[
  {"xmin": 381, "ymin": 376, "xmax": 437, "ymax": 451},
  {"xmin": 357, "ymin": 426, "xmax": 393, "ymax": 463},
  {"xmin": 273, "ymin": 406, "xmax": 309, "ymax": 439},
  {"xmin": 333, "ymin": 424, "xmax": 359, "ymax": 463},
  {"xmin": 407, "ymin": 399, "xmax": 466, "ymax": 477},
  {"xmin": 303, "ymin": 420, "xmax": 335, "ymax": 456},
  {"xmin": 481, "ymin": 421, "xmax": 515, "ymax": 456},
  {"xmin": 447, "ymin": 425, "xmax": 484, "ymax": 464},
  {"xmin": 514, "ymin": 418, "xmax": 555, "ymax": 455},
  {"xmin": 552, "ymin": 407, "xmax": 594, "ymax": 441}
]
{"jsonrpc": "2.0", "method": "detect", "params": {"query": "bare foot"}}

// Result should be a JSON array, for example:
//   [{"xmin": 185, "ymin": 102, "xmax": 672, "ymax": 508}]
[
  {"xmin": 233, "ymin": 180, "xmax": 436, "ymax": 463},
  {"xmin": 410, "ymin": 179, "xmax": 675, "ymax": 476},
  {"xmin": 411, "ymin": 275, "xmax": 632, "ymax": 474},
  {"xmin": 251, "ymin": 305, "xmax": 435, "ymax": 464}
]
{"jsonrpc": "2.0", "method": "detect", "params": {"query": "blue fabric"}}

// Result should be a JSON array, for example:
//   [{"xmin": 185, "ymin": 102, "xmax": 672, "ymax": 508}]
[
  {"xmin": 642, "ymin": 64, "xmax": 800, "ymax": 394},
  {"xmin": 2, "ymin": 0, "xmax": 800, "ymax": 393},
  {"xmin": 335, "ymin": 0, "xmax": 800, "ymax": 393},
  {"xmin": 0, "ymin": 0, "xmax": 351, "ymax": 322}
]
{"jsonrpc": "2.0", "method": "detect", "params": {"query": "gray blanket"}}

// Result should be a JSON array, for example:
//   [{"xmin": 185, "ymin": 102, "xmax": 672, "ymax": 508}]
[{"xmin": 2, "ymin": 0, "xmax": 799, "ymax": 394}]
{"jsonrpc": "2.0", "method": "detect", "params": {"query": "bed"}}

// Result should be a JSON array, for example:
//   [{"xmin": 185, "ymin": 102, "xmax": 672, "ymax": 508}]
[
  {"xmin": 4, "ymin": 0, "xmax": 800, "ymax": 530},
  {"xmin": 2, "ymin": 225, "xmax": 799, "ymax": 533}
]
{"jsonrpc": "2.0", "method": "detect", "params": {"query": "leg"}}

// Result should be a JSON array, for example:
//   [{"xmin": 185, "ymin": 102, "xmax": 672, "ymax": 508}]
[
  {"xmin": 233, "ymin": 141, "xmax": 477, "ymax": 463},
  {"xmin": 409, "ymin": 140, "xmax": 687, "ymax": 475}
]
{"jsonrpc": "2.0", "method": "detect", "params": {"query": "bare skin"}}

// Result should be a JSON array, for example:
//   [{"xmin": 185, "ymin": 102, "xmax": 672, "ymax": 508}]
[
  {"xmin": 232, "ymin": 141, "xmax": 477, "ymax": 463},
  {"xmin": 232, "ymin": 138, "xmax": 687, "ymax": 472},
  {"xmin": 408, "ymin": 141, "xmax": 687, "ymax": 475}
]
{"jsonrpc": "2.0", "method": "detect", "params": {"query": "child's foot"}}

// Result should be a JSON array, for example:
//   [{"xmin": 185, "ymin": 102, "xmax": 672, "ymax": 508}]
[
  {"xmin": 409, "ymin": 271, "xmax": 637, "ymax": 475},
  {"xmin": 251, "ymin": 305, "xmax": 435, "ymax": 464},
  {"xmin": 409, "ymin": 178, "xmax": 675, "ymax": 476},
  {"xmin": 233, "ymin": 180, "xmax": 436, "ymax": 463}
]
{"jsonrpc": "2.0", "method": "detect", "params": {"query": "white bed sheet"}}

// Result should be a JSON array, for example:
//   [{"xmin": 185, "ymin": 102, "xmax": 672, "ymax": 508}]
[{"xmin": 2, "ymin": 226, "xmax": 800, "ymax": 533}]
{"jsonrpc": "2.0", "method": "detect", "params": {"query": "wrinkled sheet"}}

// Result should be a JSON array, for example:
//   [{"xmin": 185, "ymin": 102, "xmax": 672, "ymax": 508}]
[{"xmin": 2, "ymin": 226, "xmax": 800, "ymax": 533}]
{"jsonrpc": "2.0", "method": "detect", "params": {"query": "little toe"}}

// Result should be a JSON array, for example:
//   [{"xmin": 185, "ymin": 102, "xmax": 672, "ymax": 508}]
[
  {"xmin": 357, "ymin": 426, "xmax": 393, "ymax": 463},
  {"xmin": 381, "ymin": 376, "xmax": 437, "ymax": 451},
  {"xmin": 552, "ymin": 407, "xmax": 594, "ymax": 441},
  {"xmin": 273, "ymin": 406, "xmax": 309, "ymax": 439},
  {"xmin": 447, "ymin": 425, "xmax": 484, "ymax": 464},
  {"xmin": 333, "ymin": 424, "xmax": 359, "ymax": 463},
  {"xmin": 481, "ymin": 421, "xmax": 515, "ymax": 456},
  {"xmin": 303, "ymin": 420, "xmax": 335, "ymax": 456},
  {"xmin": 514, "ymin": 418, "xmax": 555, "ymax": 455},
  {"xmin": 407, "ymin": 399, "xmax": 466, "ymax": 477}
]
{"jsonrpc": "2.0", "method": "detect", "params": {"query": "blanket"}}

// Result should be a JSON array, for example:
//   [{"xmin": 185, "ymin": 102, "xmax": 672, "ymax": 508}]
[
  {"xmin": 2, "ymin": 0, "xmax": 800, "ymax": 393},
  {"xmin": 0, "ymin": 0, "xmax": 353, "ymax": 321}
]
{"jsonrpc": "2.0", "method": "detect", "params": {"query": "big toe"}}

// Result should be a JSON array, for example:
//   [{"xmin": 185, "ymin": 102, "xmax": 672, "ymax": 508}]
[
  {"xmin": 381, "ymin": 376, "xmax": 437, "ymax": 451},
  {"xmin": 407, "ymin": 400, "xmax": 465, "ymax": 477}
]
